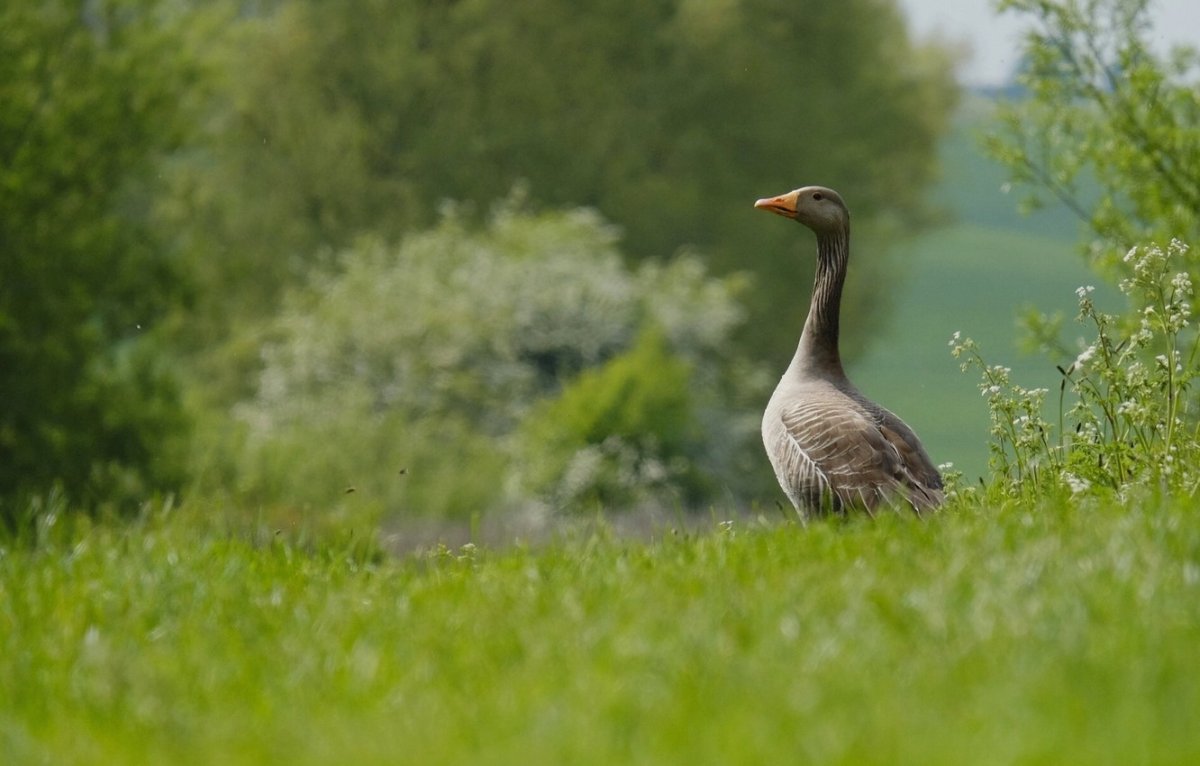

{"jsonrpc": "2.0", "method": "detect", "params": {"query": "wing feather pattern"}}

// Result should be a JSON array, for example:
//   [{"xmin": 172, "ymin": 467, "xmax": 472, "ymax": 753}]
[{"xmin": 764, "ymin": 388, "xmax": 943, "ymax": 517}]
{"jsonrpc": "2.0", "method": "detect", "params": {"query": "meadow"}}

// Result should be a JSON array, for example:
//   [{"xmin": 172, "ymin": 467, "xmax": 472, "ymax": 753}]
[
  {"xmin": 2, "ymin": 497, "xmax": 1198, "ymax": 765},
  {"xmin": 6, "ymin": 104, "xmax": 1193, "ymax": 766}
]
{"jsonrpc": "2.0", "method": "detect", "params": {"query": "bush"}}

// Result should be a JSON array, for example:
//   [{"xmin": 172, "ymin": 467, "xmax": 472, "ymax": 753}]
[
  {"xmin": 517, "ymin": 328, "xmax": 699, "ymax": 510},
  {"xmin": 214, "ymin": 198, "xmax": 766, "ymax": 519},
  {"xmin": 951, "ymin": 240, "xmax": 1200, "ymax": 500}
]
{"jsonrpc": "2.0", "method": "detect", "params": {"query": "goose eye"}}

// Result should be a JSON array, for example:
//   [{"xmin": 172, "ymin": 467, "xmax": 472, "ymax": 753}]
[{"xmin": 813, "ymin": 192, "xmax": 823, "ymax": 201}]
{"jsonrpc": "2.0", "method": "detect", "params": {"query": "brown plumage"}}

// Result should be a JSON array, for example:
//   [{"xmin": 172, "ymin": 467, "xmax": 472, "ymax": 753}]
[{"xmin": 754, "ymin": 185, "xmax": 943, "ymax": 518}]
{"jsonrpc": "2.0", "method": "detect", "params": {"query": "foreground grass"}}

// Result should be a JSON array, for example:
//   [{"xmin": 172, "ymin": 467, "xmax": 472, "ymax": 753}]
[{"xmin": 2, "ymin": 500, "xmax": 1199, "ymax": 765}]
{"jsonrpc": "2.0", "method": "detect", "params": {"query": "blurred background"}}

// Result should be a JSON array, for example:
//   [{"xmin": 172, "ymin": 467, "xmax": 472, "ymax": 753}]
[{"xmin": 3, "ymin": 0, "xmax": 1197, "ymax": 533}]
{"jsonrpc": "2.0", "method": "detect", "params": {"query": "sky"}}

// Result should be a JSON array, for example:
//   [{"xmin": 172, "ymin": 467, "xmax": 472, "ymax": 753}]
[{"xmin": 897, "ymin": 0, "xmax": 1200, "ymax": 85}]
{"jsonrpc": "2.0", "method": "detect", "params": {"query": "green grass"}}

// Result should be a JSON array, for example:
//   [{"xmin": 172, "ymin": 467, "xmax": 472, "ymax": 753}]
[{"xmin": 3, "ymin": 500, "xmax": 1199, "ymax": 764}]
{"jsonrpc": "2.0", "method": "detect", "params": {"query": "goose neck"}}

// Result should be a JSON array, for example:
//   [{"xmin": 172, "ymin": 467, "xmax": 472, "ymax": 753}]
[{"xmin": 795, "ymin": 227, "xmax": 849, "ymax": 375}]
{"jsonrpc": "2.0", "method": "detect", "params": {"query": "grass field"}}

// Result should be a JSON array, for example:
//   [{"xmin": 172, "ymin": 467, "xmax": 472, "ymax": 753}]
[{"xmin": 3, "ymin": 499, "xmax": 1199, "ymax": 765}]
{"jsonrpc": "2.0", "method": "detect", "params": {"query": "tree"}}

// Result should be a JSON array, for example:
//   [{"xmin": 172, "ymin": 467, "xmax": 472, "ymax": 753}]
[
  {"xmin": 0, "ymin": 1, "xmax": 198, "ymax": 518},
  {"xmin": 986, "ymin": 0, "xmax": 1200, "ymax": 276},
  {"xmin": 169, "ymin": 0, "xmax": 958, "ymax": 363}
]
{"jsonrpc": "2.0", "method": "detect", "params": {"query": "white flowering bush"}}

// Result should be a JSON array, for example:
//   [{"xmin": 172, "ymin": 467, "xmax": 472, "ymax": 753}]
[
  {"xmin": 953, "ymin": 240, "xmax": 1200, "ymax": 499},
  {"xmin": 228, "ymin": 197, "xmax": 767, "ymax": 518}
]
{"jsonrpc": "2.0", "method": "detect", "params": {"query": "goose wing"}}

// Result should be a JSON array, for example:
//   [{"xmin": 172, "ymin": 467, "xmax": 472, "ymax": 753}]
[
  {"xmin": 770, "ymin": 398, "xmax": 940, "ymax": 514},
  {"xmin": 868, "ymin": 404, "xmax": 945, "ymax": 510},
  {"xmin": 772, "ymin": 399, "xmax": 903, "ymax": 513}
]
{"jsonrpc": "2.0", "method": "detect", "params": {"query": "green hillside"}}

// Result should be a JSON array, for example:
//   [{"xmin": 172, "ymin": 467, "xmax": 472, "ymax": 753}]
[{"xmin": 850, "ymin": 103, "xmax": 1116, "ymax": 480}]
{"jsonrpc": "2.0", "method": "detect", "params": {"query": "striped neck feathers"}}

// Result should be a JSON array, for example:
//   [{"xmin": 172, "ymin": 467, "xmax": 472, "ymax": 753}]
[{"xmin": 796, "ymin": 226, "xmax": 849, "ymax": 377}]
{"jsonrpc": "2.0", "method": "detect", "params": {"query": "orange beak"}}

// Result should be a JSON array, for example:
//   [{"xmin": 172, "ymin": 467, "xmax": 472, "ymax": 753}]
[{"xmin": 754, "ymin": 190, "xmax": 799, "ymax": 218}]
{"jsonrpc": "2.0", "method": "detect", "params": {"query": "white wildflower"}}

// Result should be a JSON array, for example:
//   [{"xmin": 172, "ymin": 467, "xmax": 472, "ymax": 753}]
[
  {"xmin": 1063, "ymin": 472, "xmax": 1091, "ymax": 494},
  {"xmin": 1075, "ymin": 285, "xmax": 1095, "ymax": 299},
  {"xmin": 1171, "ymin": 271, "xmax": 1193, "ymax": 296},
  {"xmin": 1073, "ymin": 343, "xmax": 1096, "ymax": 371}
]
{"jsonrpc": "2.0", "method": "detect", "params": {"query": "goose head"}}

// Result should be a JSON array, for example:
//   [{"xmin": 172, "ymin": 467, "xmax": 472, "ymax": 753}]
[{"xmin": 754, "ymin": 186, "xmax": 848, "ymax": 234}]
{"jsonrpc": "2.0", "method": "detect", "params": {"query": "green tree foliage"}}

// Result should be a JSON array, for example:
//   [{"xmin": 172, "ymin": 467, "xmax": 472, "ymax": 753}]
[
  {"xmin": 0, "ymin": 1, "xmax": 197, "ymax": 517},
  {"xmin": 222, "ymin": 199, "xmax": 764, "ymax": 517},
  {"xmin": 987, "ymin": 0, "xmax": 1200, "ymax": 275},
  {"xmin": 171, "ymin": 0, "xmax": 958, "ymax": 361}
]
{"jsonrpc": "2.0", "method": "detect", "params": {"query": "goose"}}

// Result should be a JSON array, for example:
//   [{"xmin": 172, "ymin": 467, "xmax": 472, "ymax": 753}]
[{"xmin": 754, "ymin": 185, "xmax": 943, "ymax": 517}]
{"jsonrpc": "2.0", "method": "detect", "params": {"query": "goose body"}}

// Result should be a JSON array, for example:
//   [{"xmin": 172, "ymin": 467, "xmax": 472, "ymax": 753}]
[{"xmin": 755, "ymin": 186, "xmax": 943, "ymax": 517}]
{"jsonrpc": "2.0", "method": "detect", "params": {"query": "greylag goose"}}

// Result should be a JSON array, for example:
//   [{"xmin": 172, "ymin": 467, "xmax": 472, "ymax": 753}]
[{"xmin": 754, "ymin": 186, "xmax": 943, "ymax": 517}]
